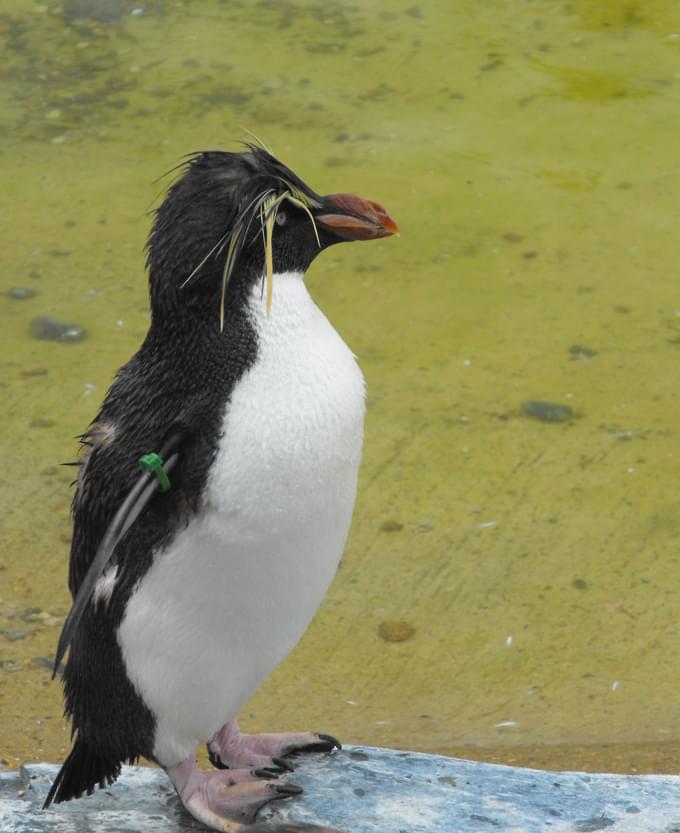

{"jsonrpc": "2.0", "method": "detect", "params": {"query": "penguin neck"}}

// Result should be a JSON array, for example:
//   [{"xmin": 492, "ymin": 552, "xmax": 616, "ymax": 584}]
[
  {"xmin": 140, "ymin": 270, "xmax": 312, "ymax": 375},
  {"xmin": 245, "ymin": 270, "xmax": 310, "ymax": 333}
]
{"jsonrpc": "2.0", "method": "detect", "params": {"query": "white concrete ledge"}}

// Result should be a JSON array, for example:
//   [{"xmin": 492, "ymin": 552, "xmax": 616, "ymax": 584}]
[{"xmin": 2, "ymin": 746, "xmax": 680, "ymax": 832}]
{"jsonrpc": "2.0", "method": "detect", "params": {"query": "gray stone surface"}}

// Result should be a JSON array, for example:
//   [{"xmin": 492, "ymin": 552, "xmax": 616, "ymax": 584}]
[{"xmin": 2, "ymin": 746, "xmax": 680, "ymax": 832}]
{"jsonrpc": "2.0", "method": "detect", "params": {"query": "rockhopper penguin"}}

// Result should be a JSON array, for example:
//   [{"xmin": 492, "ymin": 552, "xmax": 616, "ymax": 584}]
[{"xmin": 45, "ymin": 145, "xmax": 398, "ymax": 831}]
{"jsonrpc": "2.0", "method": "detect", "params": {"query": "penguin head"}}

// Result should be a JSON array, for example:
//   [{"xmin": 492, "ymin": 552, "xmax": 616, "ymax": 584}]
[{"xmin": 147, "ymin": 145, "xmax": 398, "ymax": 328}]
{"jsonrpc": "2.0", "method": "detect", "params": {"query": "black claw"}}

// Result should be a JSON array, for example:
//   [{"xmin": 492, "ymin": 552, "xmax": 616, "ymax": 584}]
[
  {"xmin": 252, "ymin": 768, "xmax": 280, "ymax": 779},
  {"xmin": 207, "ymin": 745, "xmax": 228, "ymax": 770},
  {"xmin": 287, "ymin": 733, "xmax": 343, "ymax": 756},
  {"xmin": 273, "ymin": 783, "xmax": 304, "ymax": 796},
  {"xmin": 317, "ymin": 733, "xmax": 342, "ymax": 751},
  {"xmin": 272, "ymin": 756, "xmax": 295, "ymax": 772}
]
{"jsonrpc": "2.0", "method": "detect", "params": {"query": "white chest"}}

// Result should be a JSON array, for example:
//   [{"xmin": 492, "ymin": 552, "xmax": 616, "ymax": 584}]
[
  {"xmin": 118, "ymin": 272, "xmax": 365, "ymax": 766},
  {"xmin": 207, "ymin": 271, "xmax": 366, "ymax": 537}
]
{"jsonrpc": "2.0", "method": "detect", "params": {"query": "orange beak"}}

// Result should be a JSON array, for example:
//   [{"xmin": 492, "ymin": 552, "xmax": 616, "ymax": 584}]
[{"xmin": 316, "ymin": 193, "xmax": 399, "ymax": 240}]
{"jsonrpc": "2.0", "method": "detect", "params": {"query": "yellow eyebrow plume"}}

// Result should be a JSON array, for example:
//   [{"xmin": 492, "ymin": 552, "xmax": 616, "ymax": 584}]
[{"xmin": 188, "ymin": 181, "xmax": 322, "ymax": 328}]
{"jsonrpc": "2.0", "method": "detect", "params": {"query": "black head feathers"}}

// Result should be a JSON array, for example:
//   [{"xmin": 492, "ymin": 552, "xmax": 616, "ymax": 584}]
[{"xmin": 146, "ymin": 144, "xmax": 398, "ymax": 330}]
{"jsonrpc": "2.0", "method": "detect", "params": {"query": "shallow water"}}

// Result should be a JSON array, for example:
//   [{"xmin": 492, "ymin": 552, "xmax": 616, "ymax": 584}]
[{"xmin": 2, "ymin": 0, "xmax": 680, "ymax": 774}]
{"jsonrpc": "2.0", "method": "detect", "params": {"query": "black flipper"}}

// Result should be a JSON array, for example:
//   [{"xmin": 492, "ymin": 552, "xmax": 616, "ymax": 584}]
[
  {"xmin": 52, "ymin": 432, "xmax": 182, "ymax": 677},
  {"xmin": 42, "ymin": 735, "xmax": 122, "ymax": 807}
]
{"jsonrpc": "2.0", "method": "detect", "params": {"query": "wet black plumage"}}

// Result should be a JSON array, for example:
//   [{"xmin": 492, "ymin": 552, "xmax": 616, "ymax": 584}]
[
  {"xmin": 45, "ymin": 145, "xmax": 398, "ymax": 818},
  {"xmin": 45, "ymin": 147, "xmax": 339, "ymax": 807}
]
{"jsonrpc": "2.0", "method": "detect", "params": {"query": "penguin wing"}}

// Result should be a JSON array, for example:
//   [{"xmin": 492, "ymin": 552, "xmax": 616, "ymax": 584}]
[{"xmin": 53, "ymin": 430, "xmax": 183, "ymax": 675}]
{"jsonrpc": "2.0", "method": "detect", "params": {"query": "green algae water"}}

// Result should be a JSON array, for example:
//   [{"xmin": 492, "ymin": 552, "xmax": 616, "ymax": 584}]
[{"xmin": 2, "ymin": 0, "xmax": 680, "ymax": 775}]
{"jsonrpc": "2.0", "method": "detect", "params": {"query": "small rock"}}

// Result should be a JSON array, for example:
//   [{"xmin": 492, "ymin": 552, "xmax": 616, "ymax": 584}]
[
  {"xmin": 502, "ymin": 232, "xmax": 524, "ymax": 243},
  {"xmin": 7, "ymin": 287, "xmax": 36, "ymax": 300},
  {"xmin": 0, "ymin": 661, "xmax": 22, "ymax": 672},
  {"xmin": 378, "ymin": 620, "xmax": 416, "ymax": 642},
  {"xmin": 30, "ymin": 316, "xmax": 86, "ymax": 343},
  {"xmin": 30, "ymin": 418, "xmax": 56, "ymax": 429},
  {"xmin": 521, "ymin": 400, "xmax": 574, "ymax": 423},
  {"xmin": 480, "ymin": 58, "xmax": 503, "ymax": 72},
  {"xmin": 19, "ymin": 368, "xmax": 49, "ymax": 378},
  {"xmin": 379, "ymin": 520, "xmax": 404, "ymax": 533},
  {"xmin": 22, "ymin": 609, "xmax": 48, "ymax": 623},
  {"xmin": 32, "ymin": 656, "xmax": 64, "ymax": 674},
  {"xmin": 0, "ymin": 629, "xmax": 28, "ymax": 641},
  {"xmin": 569, "ymin": 344, "xmax": 598, "ymax": 359}
]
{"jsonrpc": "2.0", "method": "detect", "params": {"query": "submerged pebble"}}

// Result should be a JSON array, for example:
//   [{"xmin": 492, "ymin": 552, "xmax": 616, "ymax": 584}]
[
  {"xmin": 569, "ymin": 344, "xmax": 598, "ymax": 359},
  {"xmin": 22, "ymin": 609, "xmax": 48, "ymax": 623},
  {"xmin": 30, "ymin": 418, "xmax": 56, "ymax": 429},
  {"xmin": 30, "ymin": 316, "xmax": 86, "ymax": 343},
  {"xmin": 521, "ymin": 400, "xmax": 574, "ymax": 423},
  {"xmin": 33, "ymin": 656, "xmax": 64, "ymax": 675},
  {"xmin": 502, "ymin": 232, "xmax": 524, "ymax": 243},
  {"xmin": 378, "ymin": 620, "xmax": 416, "ymax": 642},
  {"xmin": 7, "ymin": 287, "xmax": 36, "ymax": 300},
  {"xmin": 0, "ymin": 629, "xmax": 28, "ymax": 642},
  {"xmin": 19, "ymin": 368, "xmax": 48, "ymax": 378}
]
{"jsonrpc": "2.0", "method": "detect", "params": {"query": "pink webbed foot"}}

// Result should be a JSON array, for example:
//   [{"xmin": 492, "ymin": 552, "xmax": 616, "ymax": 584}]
[
  {"xmin": 167, "ymin": 755, "xmax": 302, "ymax": 832},
  {"xmin": 208, "ymin": 719, "xmax": 341, "ymax": 773}
]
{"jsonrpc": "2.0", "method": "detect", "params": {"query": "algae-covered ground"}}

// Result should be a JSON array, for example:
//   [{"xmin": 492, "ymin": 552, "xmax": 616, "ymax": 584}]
[{"xmin": 2, "ymin": 0, "xmax": 680, "ymax": 775}]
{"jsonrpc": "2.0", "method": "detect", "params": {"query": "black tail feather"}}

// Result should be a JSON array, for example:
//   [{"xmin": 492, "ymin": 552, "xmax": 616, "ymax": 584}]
[{"xmin": 43, "ymin": 737, "xmax": 122, "ymax": 808}]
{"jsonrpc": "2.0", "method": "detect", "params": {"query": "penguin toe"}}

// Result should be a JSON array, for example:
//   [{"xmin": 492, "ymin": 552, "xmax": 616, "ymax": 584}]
[
  {"xmin": 251, "ymin": 767, "xmax": 281, "ymax": 779},
  {"xmin": 281, "ymin": 732, "xmax": 342, "ymax": 757},
  {"xmin": 272, "ymin": 782, "xmax": 303, "ymax": 796},
  {"xmin": 271, "ymin": 756, "xmax": 296, "ymax": 772},
  {"xmin": 309, "ymin": 733, "xmax": 342, "ymax": 752},
  {"xmin": 207, "ymin": 745, "xmax": 228, "ymax": 770},
  {"xmin": 207, "ymin": 725, "xmax": 343, "ymax": 772},
  {"xmin": 180, "ymin": 774, "xmax": 302, "ymax": 830}
]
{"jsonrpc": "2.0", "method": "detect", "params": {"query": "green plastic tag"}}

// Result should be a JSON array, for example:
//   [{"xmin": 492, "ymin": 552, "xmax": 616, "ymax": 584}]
[{"xmin": 138, "ymin": 452, "xmax": 171, "ymax": 492}]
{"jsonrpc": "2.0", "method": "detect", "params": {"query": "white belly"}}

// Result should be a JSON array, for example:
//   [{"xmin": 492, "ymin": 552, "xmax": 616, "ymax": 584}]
[{"xmin": 118, "ymin": 272, "xmax": 365, "ymax": 767}]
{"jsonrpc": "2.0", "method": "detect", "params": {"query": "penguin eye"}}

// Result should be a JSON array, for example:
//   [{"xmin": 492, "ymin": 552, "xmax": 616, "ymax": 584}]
[{"xmin": 275, "ymin": 211, "xmax": 287, "ymax": 227}]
